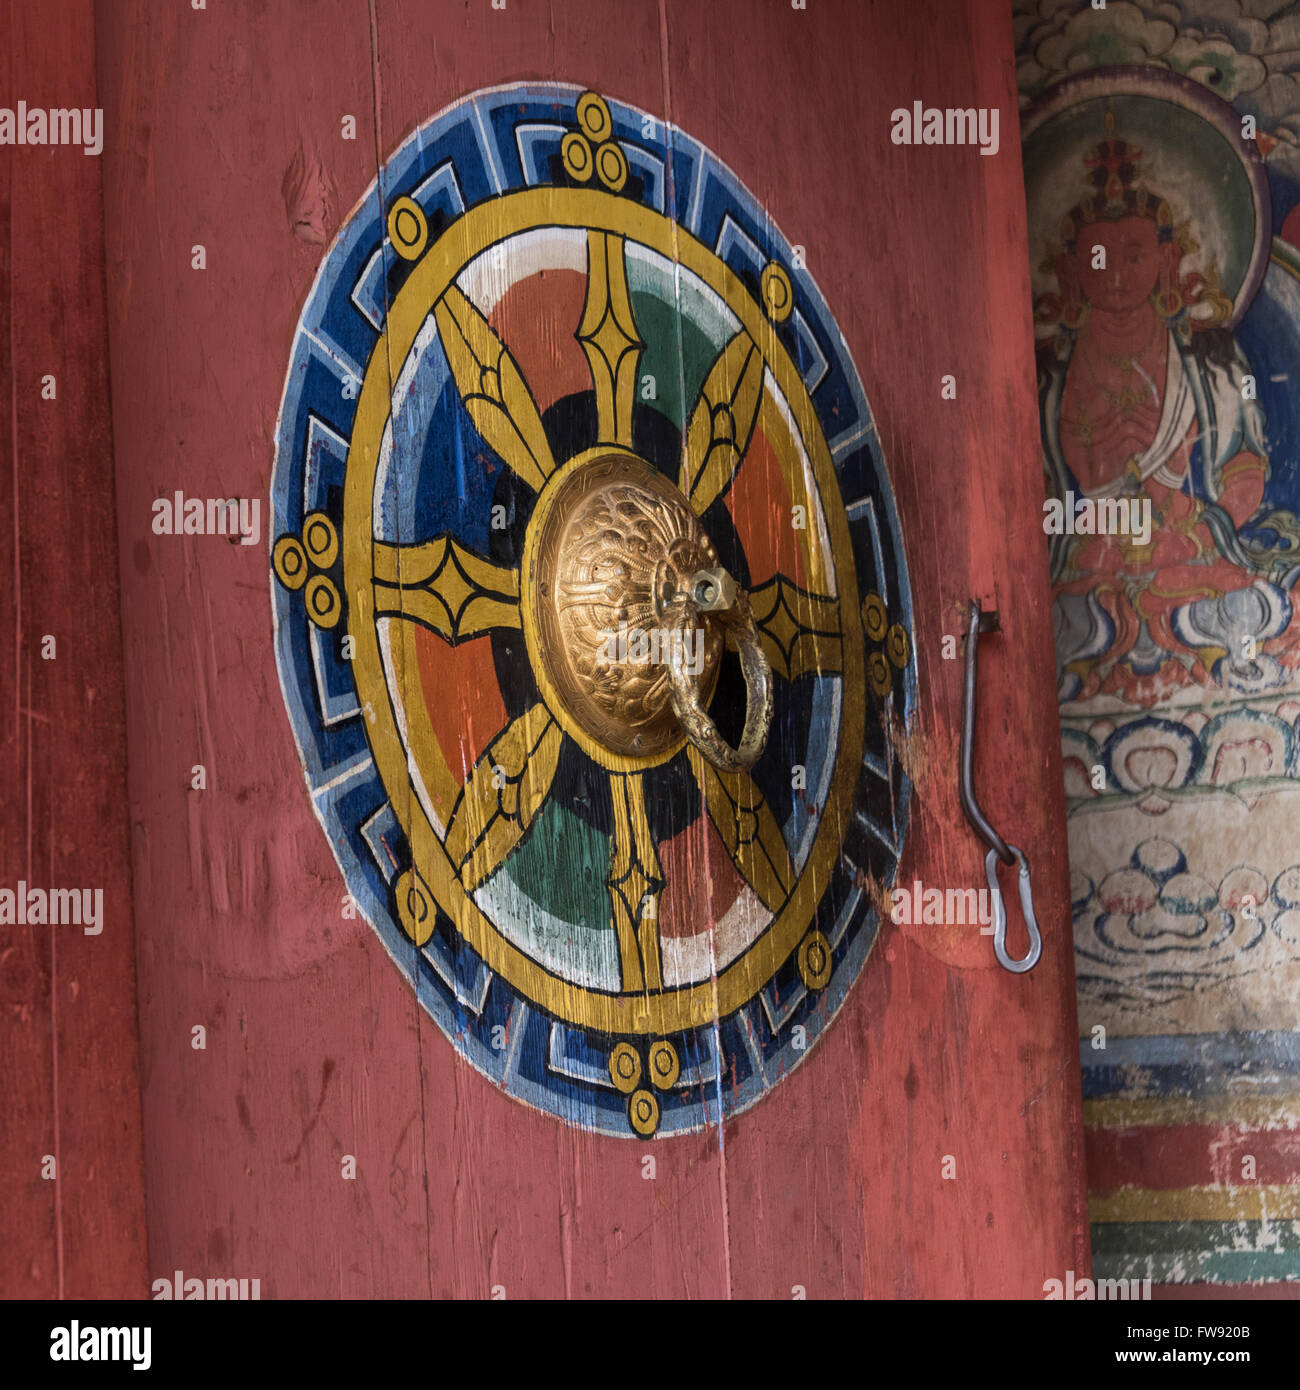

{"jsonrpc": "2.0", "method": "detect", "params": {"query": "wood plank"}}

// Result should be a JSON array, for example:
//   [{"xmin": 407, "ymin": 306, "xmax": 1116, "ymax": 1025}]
[
  {"xmin": 91, "ymin": 0, "xmax": 1089, "ymax": 1299},
  {"xmin": 659, "ymin": 0, "xmax": 1090, "ymax": 1296},
  {"xmin": 94, "ymin": 0, "xmax": 434, "ymax": 1298},
  {"xmin": 369, "ymin": 0, "xmax": 732, "ymax": 1299},
  {"xmin": 0, "ymin": 0, "xmax": 148, "ymax": 1299}
]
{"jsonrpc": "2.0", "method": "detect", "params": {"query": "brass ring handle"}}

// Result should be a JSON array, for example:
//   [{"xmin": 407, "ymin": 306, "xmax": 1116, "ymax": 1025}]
[{"xmin": 665, "ymin": 579, "xmax": 773, "ymax": 773}]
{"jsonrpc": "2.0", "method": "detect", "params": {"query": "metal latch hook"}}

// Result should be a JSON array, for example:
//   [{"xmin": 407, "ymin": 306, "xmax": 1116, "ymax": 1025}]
[
  {"xmin": 960, "ymin": 600, "xmax": 1043, "ymax": 974},
  {"xmin": 984, "ymin": 845, "xmax": 1042, "ymax": 975}
]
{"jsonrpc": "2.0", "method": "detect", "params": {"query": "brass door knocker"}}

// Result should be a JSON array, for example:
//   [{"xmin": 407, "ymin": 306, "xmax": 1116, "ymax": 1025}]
[
  {"xmin": 666, "ymin": 568, "xmax": 774, "ymax": 773},
  {"xmin": 522, "ymin": 449, "xmax": 774, "ymax": 773}
]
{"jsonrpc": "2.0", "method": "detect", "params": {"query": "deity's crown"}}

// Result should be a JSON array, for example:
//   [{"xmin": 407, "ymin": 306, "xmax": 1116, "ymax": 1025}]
[{"xmin": 1058, "ymin": 111, "xmax": 1179, "ymax": 250}]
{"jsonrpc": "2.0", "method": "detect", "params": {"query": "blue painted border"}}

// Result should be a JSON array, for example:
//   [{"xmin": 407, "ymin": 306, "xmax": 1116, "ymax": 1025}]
[{"xmin": 270, "ymin": 83, "xmax": 916, "ymax": 1137}]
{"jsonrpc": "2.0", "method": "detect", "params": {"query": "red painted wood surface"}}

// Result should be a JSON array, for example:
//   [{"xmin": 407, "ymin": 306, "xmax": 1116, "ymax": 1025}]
[
  {"xmin": 657, "ymin": 0, "xmax": 1089, "ymax": 1295},
  {"xmin": 81, "ymin": 0, "xmax": 1088, "ymax": 1298},
  {"xmin": 0, "ymin": 0, "xmax": 148, "ymax": 1299}
]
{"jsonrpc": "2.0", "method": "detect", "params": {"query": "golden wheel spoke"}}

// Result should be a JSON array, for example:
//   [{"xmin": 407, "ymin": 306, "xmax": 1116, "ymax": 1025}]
[
  {"xmin": 443, "ymin": 703, "xmax": 564, "ymax": 892},
  {"xmin": 373, "ymin": 534, "xmax": 521, "ymax": 641},
  {"xmin": 680, "ymin": 330, "xmax": 764, "ymax": 515},
  {"xmin": 578, "ymin": 231, "xmax": 645, "ymax": 448},
  {"xmin": 434, "ymin": 284, "xmax": 556, "ymax": 492},
  {"xmin": 607, "ymin": 772, "xmax": 665, "ymax": 994},
  {"xmin": 687, "ymin": 746, "xmax": 795, "ymax": 914},
  {"xmin": 748, "ymin": 574, "xmax": 842, "ymax": 680}
]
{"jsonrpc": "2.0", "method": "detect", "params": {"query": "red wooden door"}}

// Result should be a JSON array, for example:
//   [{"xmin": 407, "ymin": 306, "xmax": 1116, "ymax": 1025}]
[
  {"xmin": 0, "ymin": 0, "xmax": 148, "ymax": 1301},
  {"xmin": 81, "ymin": 0, "xmax": 1085, "ymax": 1298}
]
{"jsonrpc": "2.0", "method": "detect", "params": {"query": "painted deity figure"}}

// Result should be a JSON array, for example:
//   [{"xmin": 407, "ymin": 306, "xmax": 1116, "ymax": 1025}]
[{"xmin": 1037, "ymin": 114, "xmax": 1300, "ymax": 704}]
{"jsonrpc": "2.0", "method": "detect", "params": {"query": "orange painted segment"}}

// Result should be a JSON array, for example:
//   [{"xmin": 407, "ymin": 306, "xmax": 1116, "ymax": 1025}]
[
  {"xmin": 725, "ymin": 410, "xmax": 805, "ymax": 588},
  {"xmin": 413, "ymin": 627, "xmax": 508, "ymax": 789},
  {"xmin": 656, "ymin": 810, "xmax": 746, "ymax": 941},
  {"xmin": 489, "ymin": 269, "xmax": 591, "ymax": 419}
]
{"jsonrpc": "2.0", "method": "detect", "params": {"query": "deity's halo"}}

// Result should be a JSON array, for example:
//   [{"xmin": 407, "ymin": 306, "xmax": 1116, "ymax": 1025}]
[{"xmin": 1021, "ymin": 65, "xmax": 1270, "ymax": 330}]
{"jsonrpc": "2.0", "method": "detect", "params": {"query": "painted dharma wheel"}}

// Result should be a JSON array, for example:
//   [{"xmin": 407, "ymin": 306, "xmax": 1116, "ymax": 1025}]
[{"xmin": 271, "ymin": 85, "xmax": 915, "ymax": 1137}]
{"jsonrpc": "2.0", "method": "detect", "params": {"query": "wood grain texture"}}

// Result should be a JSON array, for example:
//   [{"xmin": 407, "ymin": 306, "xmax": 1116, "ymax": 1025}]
[
  {"xmin": 370, "ymin": 0, "xmax": 733, "ymax": 1300},
  {"xmin": 93, "ymin": 0, "xmax": 438, "ymax": 1299},
  {"xmin": 0, "ymin": 0, "xmax": 148, "ymax": 1300},
  {"xmin": 651, "ymin": 0, "xmax": 1091, "ymax": 1297},
  {"xmin": 90, "ymin": 0, "xmax": 1088, "ymax": 1298}
]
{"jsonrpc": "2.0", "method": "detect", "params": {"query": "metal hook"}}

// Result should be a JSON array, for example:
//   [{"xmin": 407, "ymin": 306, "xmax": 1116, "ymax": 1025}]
[
  {"xmin": 960, "ymin": 599, "xmax": 1042, "ymax": 973},
  {"xmin": 960, "ymin": 601, "xmax": 1012, "ymax": 866},
  {"xmin": 984, "ymin": 845, "xmax": 1042, "ymax": 975}
]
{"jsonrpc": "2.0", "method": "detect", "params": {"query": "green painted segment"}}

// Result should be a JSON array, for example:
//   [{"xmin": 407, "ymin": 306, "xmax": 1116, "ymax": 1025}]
[
  {"xmin": 630, "ymin": 290, "xmax": 719, "ymax": 433},
  {"xmin": 480, "ymin": 797, "xmax": 618, "ymax": 991},
  {"xmin": 503, "ymin": 797, "xmax": 610, "ymax": 931},
  {"xmin": 1273, "ymin": 236, "xmax": 1300, "ymax": 278},
  {"xmin": 1092, "ymin": 1219, "xmax": 1300, "ymax": 1255},
  {"xmin": 1092, "ymin": 1222, "xmax": 1300, "ymax": 1283},
  {"xmin": 1095, "ymin": 1250, "xmax": 1300, "ymax": 1283},
  {"xmin": 626, "ymin": 242, "xmax": 739, "ymax": 432}
]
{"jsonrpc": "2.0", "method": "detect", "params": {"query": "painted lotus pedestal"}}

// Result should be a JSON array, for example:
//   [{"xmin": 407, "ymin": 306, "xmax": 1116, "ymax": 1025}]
[{"xmin": 271, "ymin": 87, "xmax": 915, "ymax": 1138}]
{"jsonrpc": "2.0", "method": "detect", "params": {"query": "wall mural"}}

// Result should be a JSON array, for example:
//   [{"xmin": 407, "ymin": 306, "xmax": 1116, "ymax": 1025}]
[
  {"xmin": 269, "ymin": 84, "xmax": 914, "ymax": 1139},
  {"xmin": 1017, "ymin": 0, "xmax": 1300, "ymax": 1284}
]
